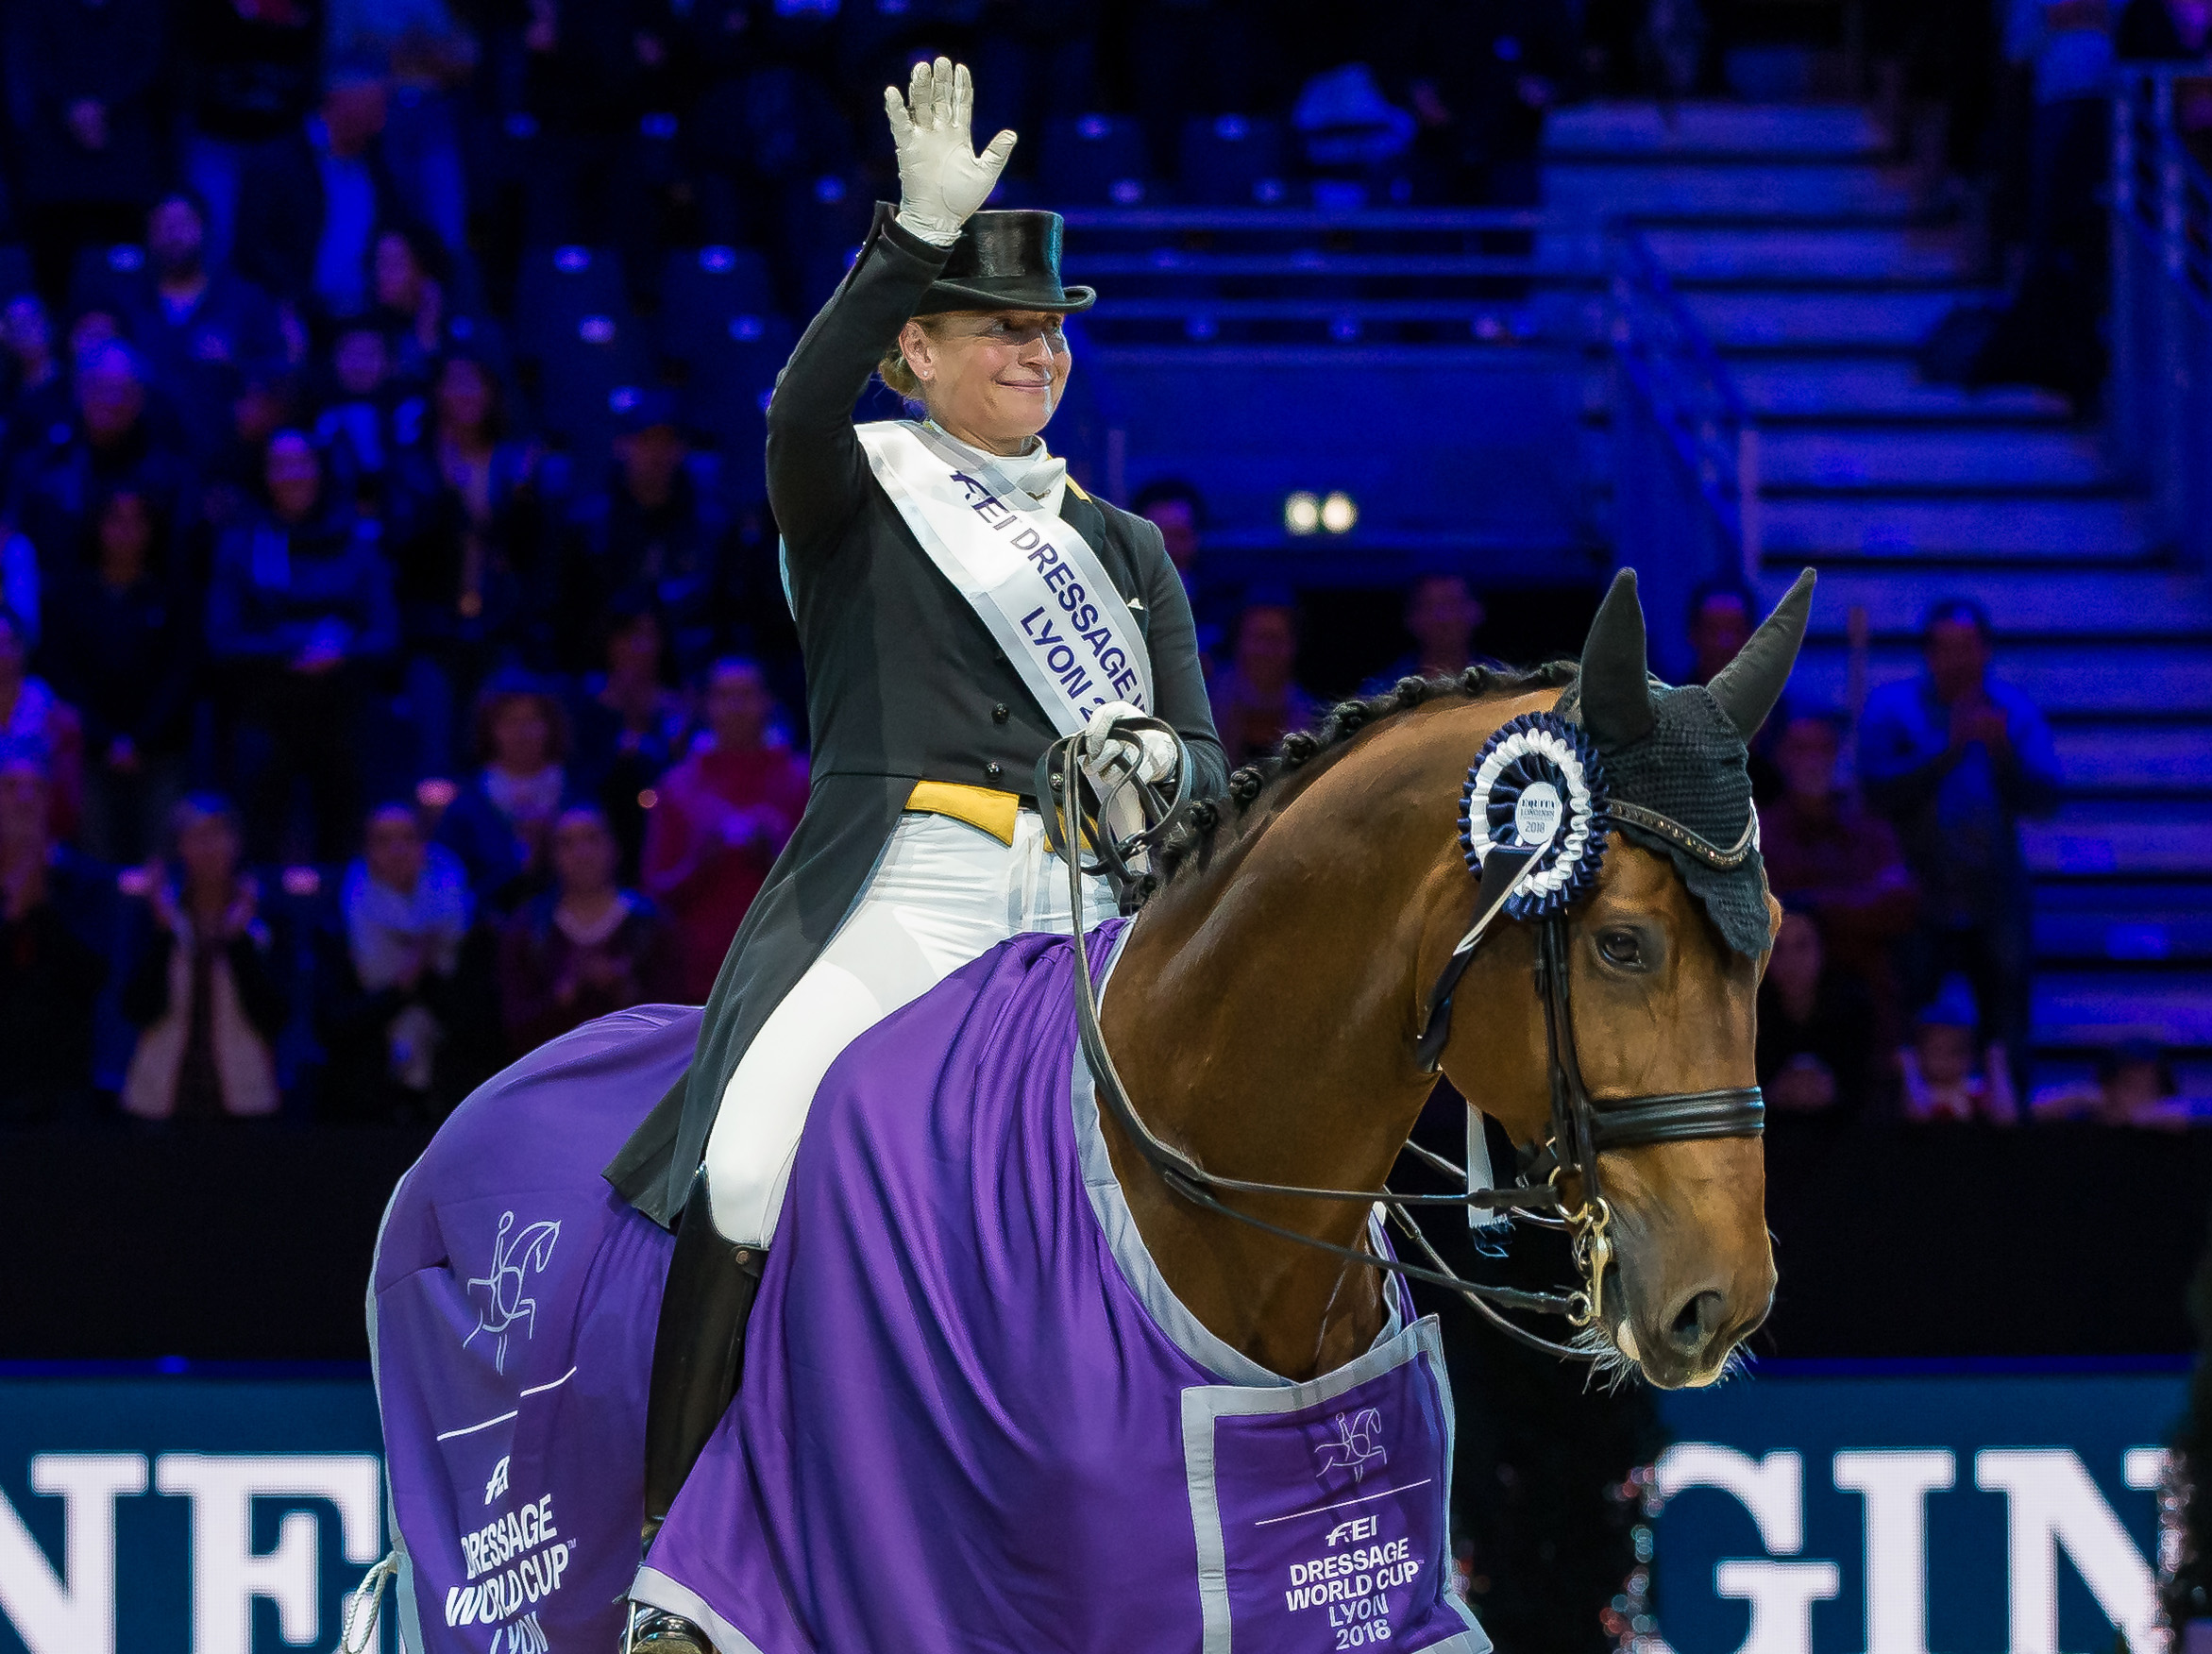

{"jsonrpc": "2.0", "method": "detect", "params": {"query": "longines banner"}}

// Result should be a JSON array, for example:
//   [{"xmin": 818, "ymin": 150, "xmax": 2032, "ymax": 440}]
[
  {"xmin": 0, "ymin": 1364, "xmax": 2189, "ymax": 1653},
  {"xmin": 1653, "ymin": 1366, "xmax": 2184, "ymax": 1654}
]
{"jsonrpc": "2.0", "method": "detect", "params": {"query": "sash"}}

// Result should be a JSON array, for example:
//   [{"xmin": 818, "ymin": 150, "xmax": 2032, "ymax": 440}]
[{"xmin": 856, "ymin": 420, "xmax": 1155, "ymax": 736}]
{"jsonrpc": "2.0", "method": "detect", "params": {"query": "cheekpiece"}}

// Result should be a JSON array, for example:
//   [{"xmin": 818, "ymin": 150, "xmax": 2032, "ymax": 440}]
[{"xmin": 1459, "ymin": 711, "xmax": 1611, "ymax": 920}]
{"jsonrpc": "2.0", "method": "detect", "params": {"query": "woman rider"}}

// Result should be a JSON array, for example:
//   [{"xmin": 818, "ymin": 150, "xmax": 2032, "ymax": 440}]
[{"xmin": 613, "ymin": 57, "xmax": 1227, "ymax": 1642}]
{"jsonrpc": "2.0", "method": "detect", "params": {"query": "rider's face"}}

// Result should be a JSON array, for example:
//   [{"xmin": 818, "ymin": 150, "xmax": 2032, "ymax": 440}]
[{"xmin": 903, "ymin": 310, "xmax": 1072, "ymax": 451}]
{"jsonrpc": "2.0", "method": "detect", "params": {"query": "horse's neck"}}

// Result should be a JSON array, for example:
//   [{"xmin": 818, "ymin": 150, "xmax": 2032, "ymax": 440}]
[{"xmin": 1100, "ymin": 695, "xmax": 1543, "ymax": 1380}]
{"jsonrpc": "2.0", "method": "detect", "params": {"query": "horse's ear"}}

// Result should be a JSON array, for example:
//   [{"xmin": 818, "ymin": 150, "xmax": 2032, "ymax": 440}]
[
  {"xmin": 1579, "ymin": 567, "xmax": 1656, "ymax": 746},
  {"xmin": 1708, "ymin": 567, "xmax": 1817, "ymax": 737}
]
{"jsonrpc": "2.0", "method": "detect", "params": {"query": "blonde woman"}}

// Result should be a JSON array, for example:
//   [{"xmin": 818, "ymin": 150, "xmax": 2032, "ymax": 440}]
[{"xmin": 613, "ymin": 59, "xmax": 1225, "ymax": 1648}]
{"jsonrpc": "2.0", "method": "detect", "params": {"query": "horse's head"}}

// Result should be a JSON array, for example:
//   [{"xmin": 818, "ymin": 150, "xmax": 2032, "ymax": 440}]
[{"xmin": 1436, "ymin": 568, "xmax": 1812, "ymax": 1390}]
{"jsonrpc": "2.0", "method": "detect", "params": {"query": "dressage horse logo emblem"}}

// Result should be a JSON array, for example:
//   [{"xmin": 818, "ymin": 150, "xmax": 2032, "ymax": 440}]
[
  {"xmin": 464, "ymin": 1211, "xmax": 561, "ymax": 1374},
  {"xmin": 1315, "ymin": 1409, "xmax": 1389, "ymax": 1484}
]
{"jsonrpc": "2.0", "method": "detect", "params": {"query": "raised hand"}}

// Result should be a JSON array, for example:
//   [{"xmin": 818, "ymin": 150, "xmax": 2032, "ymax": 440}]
[{"xmin": 884, "ymin": 58, "xmax": 1016, "ymax": 246}]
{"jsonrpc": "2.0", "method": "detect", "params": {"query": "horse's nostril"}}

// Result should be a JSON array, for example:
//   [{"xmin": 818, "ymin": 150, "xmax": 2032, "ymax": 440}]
[{"xmin": 1666, "ymin": 1290, "xmax": 1727, "ymax": 1357}]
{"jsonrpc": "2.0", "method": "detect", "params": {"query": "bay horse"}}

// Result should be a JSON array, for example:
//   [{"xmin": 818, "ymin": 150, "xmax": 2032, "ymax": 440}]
[{"xmin": 365, "ymin": 568, "xmax": 1799, "ymax": 1653}]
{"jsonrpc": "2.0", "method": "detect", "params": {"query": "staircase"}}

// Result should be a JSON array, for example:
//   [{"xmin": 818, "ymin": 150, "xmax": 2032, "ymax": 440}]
[{"xmin": 1546, "ymin": 101, "xmax": 2212, "ymax": 1082}]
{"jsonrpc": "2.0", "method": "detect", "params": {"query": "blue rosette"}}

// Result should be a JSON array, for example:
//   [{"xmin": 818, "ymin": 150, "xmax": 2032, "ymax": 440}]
[{"xmin": 1456, "ymin": 711, "xmax": 1612, "ymax": 920}]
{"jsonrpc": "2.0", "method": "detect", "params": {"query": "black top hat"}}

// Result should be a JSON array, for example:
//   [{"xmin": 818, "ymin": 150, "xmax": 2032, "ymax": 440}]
[{"xmin": 914, "ymin": 210, "xmax": 1096, "ymax": 316}]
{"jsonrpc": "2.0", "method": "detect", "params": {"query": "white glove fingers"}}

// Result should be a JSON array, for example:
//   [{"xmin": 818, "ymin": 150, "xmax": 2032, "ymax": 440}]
[
  {"xmin": 980, "ymin": 128, "xmax": 1018, "ymax": 173},
  {"xmin": 907, "ymin": 59, "xmax": 933, "ymax": 130},
  {"xmin": 884, "ymin": 83, "xmax": 914, "ymax": 141},
  {"xmin": 930, "ymin": 56, "xmax": 955, "ymax": 132},
  {"xmin": 953, "ymin": 61, "xmax": 974, "ymax": 138}
]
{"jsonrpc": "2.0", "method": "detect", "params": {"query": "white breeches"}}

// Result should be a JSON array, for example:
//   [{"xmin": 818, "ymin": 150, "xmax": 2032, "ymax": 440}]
[{"xmin": 701, "ymin": 809, "xmax": 1117, "ymax": 1247}]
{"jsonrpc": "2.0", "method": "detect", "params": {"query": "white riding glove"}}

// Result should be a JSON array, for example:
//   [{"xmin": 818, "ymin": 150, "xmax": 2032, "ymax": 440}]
[
  {"xmin": 1083, "ymin": 700, "xmax": 1179, "ymax": 786},
  {"xmin": 883, "ymin": 58, "xmax": 1017, "ymax": 247}
]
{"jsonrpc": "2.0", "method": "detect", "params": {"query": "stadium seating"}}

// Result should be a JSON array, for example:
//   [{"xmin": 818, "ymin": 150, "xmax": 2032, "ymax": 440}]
[{"xmin": 1039, "ymin": 114, "xmax": 1152, "ymax": 207}]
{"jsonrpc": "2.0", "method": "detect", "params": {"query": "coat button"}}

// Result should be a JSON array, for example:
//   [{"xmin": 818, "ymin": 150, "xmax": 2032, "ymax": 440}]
[
  {"xmin": 985, "ymin": 762, "xmax": 1003, "ymax": 781},
  {"xmin": 991, "ymin": 703, "xmax": 1009, "ymax": 724}
]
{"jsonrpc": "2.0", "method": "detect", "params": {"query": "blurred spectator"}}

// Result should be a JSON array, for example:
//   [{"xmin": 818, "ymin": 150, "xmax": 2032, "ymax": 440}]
[
  {"xmin": 570, "ymin": 600, "xmax": 690, "ymax": 878},
  {"xmin": 1983, "ymin": 0, "xmax": 2116, "ymax": 401},
  {"xmin": 6, "ymin": 0, "xmax": 170, "ymax": 304},
  {"xmin": 368, "ymin": 225, "xmax": 450, "ymax": 385},
  {"xmin": 44, "ymin": 490, "xmax": 194, "ymax": 863},
  {"xmin": 558, "ymin": 393, "xmax": 729, "ymax": 676},
  {"xmin": 1861, "ymin": 599, "xmax": 2060, "ymax": 1082},
  {"xmin": 389, "ymin": 351, "xmax": 544, "ymax": 778},
  {"xmin": 182, "ymin": 0, "xmax": 324, "ymax": 268},
  {"xmin": 498, "ymin": 804, "xmax": 681, "ymax": 1053},
  {"xmin": 1209, "ymin": 596, "xmax": 1317, "ymax": 767},
  {"xmin": 1899, "ymin": 974, "xmax": 2019, "ymax": 1124},
  {"xmin": 1402, "ymin": 0, "xmax": 1581, "ymax": 206},
  {"xmin": 1367, "ymin": 572, "xmax": 1494, "ymax": 691},
  {"xmin": 1755, "ymin": 908, "xmax": 1880, "ymax": 1120},
  {"xmin": 0, "ymin": 756, "xmax": 109, "ymax": 1121},
  {"xmin": 1133, "ymin": 475, "xmax": 1223, "ymax": 668},
  {"xmin": 320, "ymin": 801, "xmax": 469, "ymax": 1119},
  {"xmin": 1292, "ymin": 62, "xmax": 1415, "ymax": 203},
  {"xmin": 1759, "ymin": 708, "xmax": 1918, "ymax": 1030},
  {"xmin": 314, "ymin": 321, "xmax": 428, "ymax": 505},
  {"xmin": 116, "ymin": 192, "xmax": 290, "ymax": 465},
  {"xmin": 641, "ymin": 657, "xmax": 807, "ymax": 1002},
  {"xmin": 8, "ymin": 339, "xmax": 197, "ymax": 572},
  {"xmin": 434, "ymin": 676, "xmax": 573, "ymax": 914},
  {"xmin": 0, "ymin": 295, "xmax": 68, "ymax": 472},
  {"xmin": 235, "ymin": 62, "xmax": 400, "ymax": 319},
  {"xmin": 326, "ymin": 0, "xmax": 475, "ymax": 259},
  {"xmin": 2119, "ymin": 0, "xmax": 2212, "ymax": 57},
  {"xmin": 0, "ymin": 603, "xmax": 85, "ymax": 842},
  {"xmin": 119, "ymin": 792, "xmax": 284, "ymax": 1119},
  {"xmin": 205, "ymin": 427, "xmax": 397, "ymax": 861},
  {"xmin": 2032, "ymin": 1038, "xmax": 2190, "ymax": 1124},
  {"xmin": 1684, "ymin": 576, "xmax": 1756, "ymax": 688},
  {"xmin": 0, "ymin": 523, "xmax": 35, "ymax": 646}
]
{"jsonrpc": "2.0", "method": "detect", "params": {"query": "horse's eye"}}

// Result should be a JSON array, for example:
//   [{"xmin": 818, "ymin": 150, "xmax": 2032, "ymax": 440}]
[{"xmin": 1597, "ymin": 928, "xmax": 1645, "ymax": 969}]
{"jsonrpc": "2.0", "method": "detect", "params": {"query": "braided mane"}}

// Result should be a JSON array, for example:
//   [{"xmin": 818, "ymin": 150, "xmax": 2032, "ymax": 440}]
[{"xmin": 1141, "ymin": 659, "xmax": 1580, "ymax": 901}]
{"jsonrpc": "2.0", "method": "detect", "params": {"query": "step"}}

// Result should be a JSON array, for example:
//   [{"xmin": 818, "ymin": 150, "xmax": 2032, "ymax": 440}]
[
  {"xmin": 1790, "ymin": 643, "xmax": 2212, "ymax": 718},
  {"xmin": 1756, "ymin": 427, "xmax": 2118, "ymax": 489},
  {"xmin": 1733, "ymin": 358, "xmax": 2071, "ymax": 421},
  {"xmin": 2023, "ymin": 803, "xmax": 2212, "ymax": 876},
  {"xmin": 1687, "ymin": 289, "xmax": 1984, "ymax": 349},
  {"xmin": 2033, "ymin": 971, "xmax": 2212, "ymax": 1051},
  {"xmin": 1644, "ymin": 226, "xmax": 1975, "ymax": 284},
  {"xmin": 1544, "ymin": 101, "xmax": 1889, "ymax": 160},
  {"xmin": 1760, "ymin": 568, "xmax": 2212, "ymax": 636},
  {"xmin": 1547, "ymin": 161, "xmax": 1918, "ymax": 221},
  {"xmin": 2036, "ymin": 905, "xmax": 2212, "ymax": 963},
  {"xmin": 1763, "ymin": 494, "xmax": 2152, "ymax": 559}
]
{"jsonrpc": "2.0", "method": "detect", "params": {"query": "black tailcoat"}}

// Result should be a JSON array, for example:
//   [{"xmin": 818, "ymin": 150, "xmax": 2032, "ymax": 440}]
[{"xmin": 606, "ymin": 205, "xmax": 1228, "ymax": 1226}]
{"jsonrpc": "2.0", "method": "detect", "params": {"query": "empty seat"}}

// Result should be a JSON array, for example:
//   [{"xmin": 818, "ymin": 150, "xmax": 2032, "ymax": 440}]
[
  {"xmin": 660, "ymin": 245, "xmax": 778, "ymax": 359},
  {"xmin": 515, "ymin": 245, "xmax": 628, "ymax": 362},
  {"xmin": 1178, "ymin": 115, "xmax": 1290, "ymax": 207},
  {"xmin": 1038, "ymin": 114, "xmax": 1152, "ymax": 207},
  {"xmin": 534, "ymin": 311, "xmax": 653, "ymax": 465},
  {"xmin": 0, "ymin": 245, "xmax": 36, "ymax": 303},
  {"xmin": 69, "ymin": 243, "xmax": 147, "ymax": 318},
  {"xmin": 681, "ymin": 312, "xmax": 798, "ymax": 471}
]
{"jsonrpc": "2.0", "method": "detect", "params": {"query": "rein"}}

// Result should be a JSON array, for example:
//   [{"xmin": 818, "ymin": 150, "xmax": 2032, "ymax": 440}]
[{"xmin": 1049, "ymin": 714, "xmax": 1764, "ymax": 1364}]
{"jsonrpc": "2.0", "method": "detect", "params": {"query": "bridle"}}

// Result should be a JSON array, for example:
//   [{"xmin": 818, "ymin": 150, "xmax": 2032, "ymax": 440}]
[{"xmin": 1040, "ymin": 708, "xmax": 1765, "ymax": 1363}]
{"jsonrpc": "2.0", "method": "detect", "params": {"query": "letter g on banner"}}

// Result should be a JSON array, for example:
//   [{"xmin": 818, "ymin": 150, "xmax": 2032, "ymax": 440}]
[{"xmin": 1658, "ymin": 1444, "xmax": 1838, "ymax": 1654}]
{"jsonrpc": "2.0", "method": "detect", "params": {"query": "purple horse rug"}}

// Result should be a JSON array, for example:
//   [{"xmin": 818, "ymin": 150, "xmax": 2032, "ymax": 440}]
[{"xmin": 372, "ymin": 927, "xmax": 1486, "ymax": 1654}]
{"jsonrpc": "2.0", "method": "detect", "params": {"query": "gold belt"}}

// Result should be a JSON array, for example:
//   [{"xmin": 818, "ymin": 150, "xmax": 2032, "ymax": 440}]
[{"xmin": 905, "ymin": 780, "xmax": 1023, "ymax": 846}]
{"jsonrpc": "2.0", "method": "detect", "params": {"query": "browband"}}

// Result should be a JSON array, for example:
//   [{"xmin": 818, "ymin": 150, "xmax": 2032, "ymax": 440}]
[{"xmin": 1605, "ymin": 801, "xmax": 1760, "ymax": 870}]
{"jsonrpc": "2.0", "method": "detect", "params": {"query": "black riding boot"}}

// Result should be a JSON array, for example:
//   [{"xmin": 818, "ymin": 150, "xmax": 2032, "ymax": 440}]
[{"xmin": 629, "ymin": 1170, "xmax": 767, "ymax": 1652}]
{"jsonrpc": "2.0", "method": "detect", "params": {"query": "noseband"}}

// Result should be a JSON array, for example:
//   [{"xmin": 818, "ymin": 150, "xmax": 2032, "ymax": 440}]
[{"xmin": 1048, "ymin": 709, "xmax": 1764, "ymax": 1363}]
